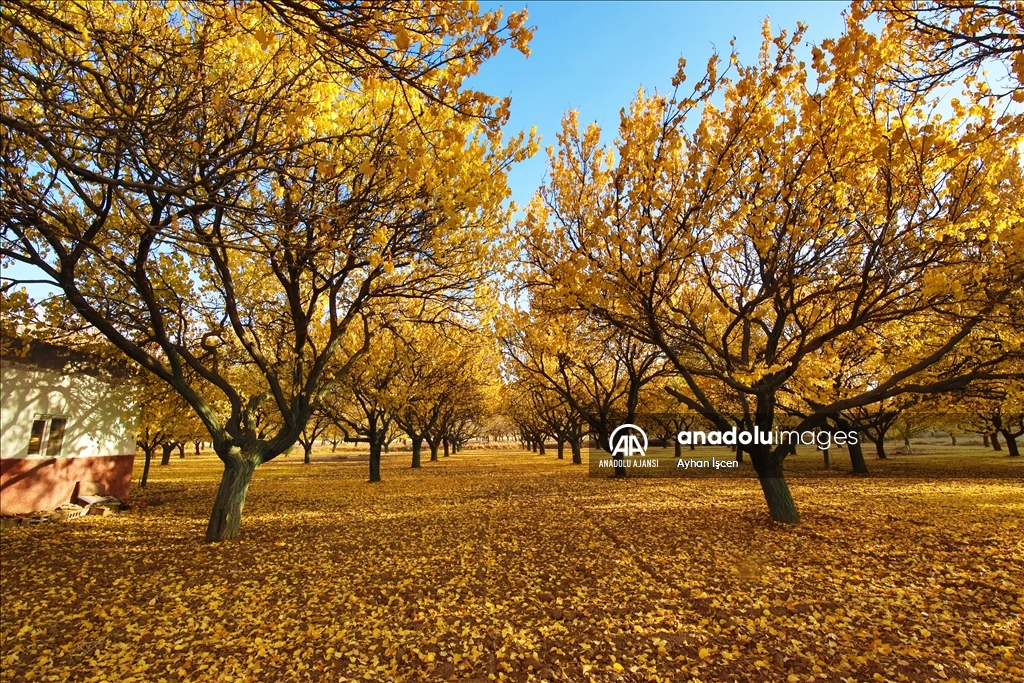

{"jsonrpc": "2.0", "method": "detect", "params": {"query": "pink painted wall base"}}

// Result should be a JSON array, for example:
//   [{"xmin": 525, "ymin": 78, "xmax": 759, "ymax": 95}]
[{"xmin": 0, "ymin": 455, "xmax": 134, "ymax": 515}]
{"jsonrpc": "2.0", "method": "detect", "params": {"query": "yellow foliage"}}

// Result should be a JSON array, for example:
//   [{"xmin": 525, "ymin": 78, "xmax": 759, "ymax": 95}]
[{"xmin": 1, "ymin": 451, "xmax": 1021, "ymax": 681}]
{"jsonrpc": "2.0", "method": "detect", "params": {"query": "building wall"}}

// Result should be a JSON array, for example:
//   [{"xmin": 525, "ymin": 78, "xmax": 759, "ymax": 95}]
[{"xmin": 1, "ymin": 360, "xmax": 137, "ymax": 514}]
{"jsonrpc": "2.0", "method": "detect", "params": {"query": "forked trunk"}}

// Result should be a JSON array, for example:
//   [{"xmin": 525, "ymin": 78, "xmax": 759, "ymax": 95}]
[
  {"xmin": 206, "ymin": 457, "xmax": 258, "ymax": 542},
  {"xmin": 303, "ymin": 442, "xmax": 312, "ymax": 464},
  {"xmin": 411, "ymin": 437, "xmax": 423, "ymax": 468}
]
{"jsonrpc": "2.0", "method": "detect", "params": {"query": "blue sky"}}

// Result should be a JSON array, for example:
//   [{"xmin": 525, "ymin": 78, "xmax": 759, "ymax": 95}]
[{"xmin": 470, "ymin": 1, "xmax": 851, "ymax": 210}]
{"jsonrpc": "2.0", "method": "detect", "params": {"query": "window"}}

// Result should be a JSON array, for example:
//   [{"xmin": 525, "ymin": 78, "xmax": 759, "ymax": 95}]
[
  {"xmin": 26, "ymin": 416, "xmax": 68, "ymax": 457},
  {"xmin": 27, "ymin": 419, "xmax": 46, "ymax": 455},
  {"xmin": 45, "ymin": 418, "xmax": 66, "ymax": 456}
]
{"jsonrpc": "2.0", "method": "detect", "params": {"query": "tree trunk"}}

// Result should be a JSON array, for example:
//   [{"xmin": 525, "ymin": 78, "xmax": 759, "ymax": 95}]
[
  {"xmin": 736, "ymin": 444, "xmax": 744, "ymax": 463},
  {"xmin": 983, "ymin": 433, "xmax": 989, "ymax": 448},
  {"xmin": 140, "ymin": 447, "xmax": 155, "ymax": 488},
  {"xmin": 991, "ymin": 432, "xmax": 1002, "ymax": 451},
  {"xmin": 205, "ymin": 457, "xmax": 258, "ymax": 542},
  {"xmin": 194, "ymin": 440, "xmax": 201, "ymax": 455},
  {"xmin": 822, "ymin": 446, "xmax": 830, "ymax": 470},
  {"xmin": 411, "ymin": 437, "xmax": 423, "ymax": 469},
  {"xmin": 160, "ymin": 442, "xmax": 174, "ymax": 466},
  {"xmin": 556, "ymin": 440, "xmax": 565, "ymax": 460},
  {"xmin": 369, "ymin": 440, "xmax": 382, "ymax": 483},
  {"xmin": 949, "ymin": 432, "xmax": 957, "ymax": 446},
  {"xmin": 443, "ymin": 438, "xmax": 450, "ymax": 458},
  {"xmin": 538, "ymin": 440, "xmax": 546, "ymax": 456},
  {"xmin": 848, "ymin": 438, "xmax": 868, "ymax": 474},
  {"xmin": 875, "ymin": 438, "xmax": 887, "ymax": 459},
  {"xmin": 750, "ymin": 449, "xmax": 799, "ymax": 523},
  {"xmin": 571, "ymin": 439, "xmax": 582, "ymax": 465},
  {"xmin": 428, "ymin": 438, "xmax": 439, "ymax": 461},
  {"xmin": 903, "ymin": 435, "xmax": 910, "ymax": 449},
  {"xmin": 303, "ymin": 442, "xmax": 312, "ymax": 464},
  {"xmin": 1001, "ymin": 430, "xmax": 1020, "ymax": 457},
  {"xmin": 834, "ymin": 418, "xmax": 868, "ymax": 474},
  {"xmin": 178, "ymin": 442, "xmax": 185, "ymax": 459},
  {"xmin": 674, "ymin": 439, "xmax": 681, "ymax": 459}
]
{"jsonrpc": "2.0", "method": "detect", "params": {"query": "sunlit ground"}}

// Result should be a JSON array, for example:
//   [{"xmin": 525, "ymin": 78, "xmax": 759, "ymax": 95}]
[{"xmin": 1, "ymin": 445, "xmax": 1021, "ymax": 683}]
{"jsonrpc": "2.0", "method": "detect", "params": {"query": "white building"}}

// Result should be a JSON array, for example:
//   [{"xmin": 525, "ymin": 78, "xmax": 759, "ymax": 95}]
[{"xmin": 1, "ymin": 340, "xmax": 137, "ymax": 515}]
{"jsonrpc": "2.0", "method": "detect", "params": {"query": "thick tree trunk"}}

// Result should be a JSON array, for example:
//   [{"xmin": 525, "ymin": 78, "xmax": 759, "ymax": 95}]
[
  {"xmin": 178, "ymin": 442, "xmax": 185, "ymax": 459},
  {"xmin": 903, "ymin": 435, "xmax": 910, "ymax": 449},
  {"xmin": 875, "ymin": 438, "xmax": 887, "ymax": 459},
  {"xmin": 556, "ymin": 440, "xmax": 565, "ymax": 460},
  {"xmin": 443, "ymin": 438, "xmax": 450, "ymax": 458},
  {"xmin": 736, "ymin": 444, "xmax": 744, "ymax": 463},
  {"xmin": 835, "ymin": 418, "xmax": 868, "ymax": 474},
  {"xmin": 750, "ymin": 449, "xmax": 799, "ymax": 523},
  {"xmin": 160, "ymin": 442, "xmax": 174, "ymax": 466},
  {"xmin": 991, "ymin": 432, "xmax": 1002, "ymax": 451},
  {"xmin": 538, "ymin": 440, "xmax": 546, "ymax": 456},
  {"xmin": 950, "ymin": 432, "xmax": 957, "ymax": 446},
  {"xmin": 982, "ymin": 433, "xmax": 989, "ymax": 448},
  {"xmin": 411, "ymin": 437, "xmax": 423, "ymax": 468},
  {"xmin": 674, "ymin": 439, "xmax": 681, "ymax": 459},
  {"xmin": 571, "ymin": 440, "xmax": 582, "ymax": 465},
  {"xmin": 205, "ymin": 457, "xmax": 258, "ymax": 542},
  {"xmin": 303, "ymin": 442, "xmax": 312, "ymax": 464},
  {"xmin": 140, "ymin": 447, "xmax": 155, "ymax": 488},
  {"xmin": 822, "ymin": 446, "xmax": 830, "ymax": 470},
  {"xmin": 194, "ymin": 440, "xmax": 201, "ymax": 456},
  {"xmin": 1001, "ymin": 430, "xmax": 1020, "ymax": 457},
  {"xmin": 429, "ymin": 439, "xmax": 439, "ymax": 461},
  {"xmin": 369, "ymin": 441, "xmax": 382, "ymax": 482},
  {"xmin": 848, "ymin": 438, "xmax": 868, "ymax": 474}
]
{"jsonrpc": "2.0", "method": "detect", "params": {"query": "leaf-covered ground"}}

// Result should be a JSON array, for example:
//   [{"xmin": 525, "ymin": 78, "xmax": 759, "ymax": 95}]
[{"xmin": 1, "ymin": 448, "xmax": 1021, "ymax": 683}]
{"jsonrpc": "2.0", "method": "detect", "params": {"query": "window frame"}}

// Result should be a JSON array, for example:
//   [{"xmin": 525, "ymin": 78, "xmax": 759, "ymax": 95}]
[{"xmin": 27, "ymin": 414, "xmax": 70, "ymax": 457}]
